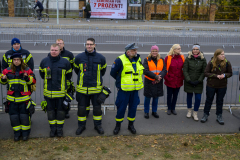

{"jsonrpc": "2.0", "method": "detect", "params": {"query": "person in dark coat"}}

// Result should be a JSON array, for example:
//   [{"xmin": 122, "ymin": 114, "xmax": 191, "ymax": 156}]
[
  {"xmin": 86, "ymin": 0, "xmax": 91, "ymax": 22},
  {"xmin": 183, "ymin": 44, "xmax": 207, "ymax": 121},
  {"xmin": 143, "ymin": 45, "xmax": 167, "ymax": 119},
  {"xmin": 164, "ymin": 44, "xmax": 185, "ymax": 115},
  {"xmin": 201, "ymin": 49, "xmax": 232, "ymax": 125}
]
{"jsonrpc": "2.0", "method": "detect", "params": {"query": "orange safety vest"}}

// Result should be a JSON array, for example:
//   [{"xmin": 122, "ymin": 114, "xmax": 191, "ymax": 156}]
[
  {"xmin": 145, "ymin": 57, "xmax": 164, "ymax": 81},
  {"xmin": 166, "ymin": 55, "xmax": 185, "ymax": 74}
]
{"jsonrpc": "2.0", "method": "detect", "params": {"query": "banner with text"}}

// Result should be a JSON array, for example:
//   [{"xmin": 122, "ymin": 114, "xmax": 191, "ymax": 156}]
[{"xmin": 90, "ymin": 0, "xmax": 127, "ymax": 19}]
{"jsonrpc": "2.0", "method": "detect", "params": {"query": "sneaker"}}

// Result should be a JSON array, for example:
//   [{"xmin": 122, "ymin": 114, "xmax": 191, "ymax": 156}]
[
  {"xmin": 201, "ymin": 113, "xmax": 208, "ymax": 123},
  {"xmin": 167, "ymin": 110, "xmax": 171, "ymax": 115},
  {"xmin": 216, "ymin": 114, "xmax": 224, "ymax": 125}
]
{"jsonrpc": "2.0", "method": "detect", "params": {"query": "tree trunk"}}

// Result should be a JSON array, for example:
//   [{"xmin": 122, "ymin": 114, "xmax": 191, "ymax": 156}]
[
  {"xmin": 195, "ymin": 0, "xmax": 200, "ymax": 18},
  {"xmin": 64, "ymin": 0, "xmax": 67, "ymax": 18}
]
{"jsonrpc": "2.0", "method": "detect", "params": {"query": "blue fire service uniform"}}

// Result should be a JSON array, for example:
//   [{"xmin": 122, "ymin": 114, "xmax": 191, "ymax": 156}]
[
  {"xmin": 0, "ymin": 53, "xmax": 36, "ymax": 141},
  {"xmin": 39, "ymin": 53, "xmax": 72, "ymax": 137},
  {"xmin": 2, "ymin": 38, "xmax": 34, "ymax": 71},
  {"xmin": 110, "ymin": 43, "xmax": 144, "ymax": 135},
  {"xmin": 74, "ymin": 49, "xmax": 107, "ymax": 135}
]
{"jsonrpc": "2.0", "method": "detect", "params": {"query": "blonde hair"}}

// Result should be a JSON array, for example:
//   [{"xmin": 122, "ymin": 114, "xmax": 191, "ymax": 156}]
[
  {"xmin": 51, "ymin": 44, "xmax": 60, "ymax": 50},
  {"xmin": 211, "ymin": 49, "xmax": 226, "ymax": 72},
  {"xmin": 167, "ymin": 44, "xmax": 181, "ymax": 56},
  {"xmin": 56, "ymin": 39, "xmax": 64, "ymax": 44},
  {"xmin": 148, "ymin": 52, "xmax": 161, "ymax": 61}
]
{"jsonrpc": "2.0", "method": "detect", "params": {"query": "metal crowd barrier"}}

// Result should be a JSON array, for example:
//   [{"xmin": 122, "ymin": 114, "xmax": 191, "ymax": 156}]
[{"xmin": 1, "ymin": 65, "xmax": 240, "ymax": 113}]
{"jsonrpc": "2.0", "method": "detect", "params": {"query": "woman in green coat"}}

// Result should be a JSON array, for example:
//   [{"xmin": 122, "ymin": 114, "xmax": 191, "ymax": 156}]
[{"xmin": 183, "ymin": 44, "xmax": 207, "ymax": 121}]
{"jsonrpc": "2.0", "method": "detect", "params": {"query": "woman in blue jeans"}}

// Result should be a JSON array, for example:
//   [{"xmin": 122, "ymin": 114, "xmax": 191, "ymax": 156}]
[
  {"xmin": 143, "ymin": 45, "xmax": 167, "ymax": 119},
  {"xmin": 183, "ymin": 44, "xmax": 207, "ymax": 121}
]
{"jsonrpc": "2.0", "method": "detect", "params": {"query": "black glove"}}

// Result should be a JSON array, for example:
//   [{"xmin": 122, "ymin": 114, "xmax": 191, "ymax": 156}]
[
  {"xmin": 188, "ymin": 81, "xmax": 195, "ymax": 85},
  {"xmin": 192, "ymin": 81, "xmax": 199, "ymax": 86},
  {"xmin": 24, "ymin": 75, "xmax": 30, "ymax": 82},
  {"xmin": 63, "ymin": 100, "xmax": 69, "ymax": 111},
  {"xmin": 97, "ymin": 92, "xmax": 107, "ymax": 104},
  {"xmin": 29, "ymin": 104, "xmax": 35, "ymax": 115}
]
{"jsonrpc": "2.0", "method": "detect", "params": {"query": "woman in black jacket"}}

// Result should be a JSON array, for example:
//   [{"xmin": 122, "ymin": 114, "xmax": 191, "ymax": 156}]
[{"xmin": 143, "ymin": 45, "xmax": 167, "ymax": 119}]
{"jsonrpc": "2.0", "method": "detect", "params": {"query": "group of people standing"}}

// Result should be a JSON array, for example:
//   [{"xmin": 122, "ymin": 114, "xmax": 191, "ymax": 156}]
[{"xmin": 0, "ymin": 37, "xmax": 234, "ymax": 141}]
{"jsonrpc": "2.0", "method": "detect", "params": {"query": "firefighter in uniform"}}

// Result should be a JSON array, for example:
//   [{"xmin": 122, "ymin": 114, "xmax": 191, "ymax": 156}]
[
  {"xmin": 56, "ymin": 39, "xmax": 75, "ymax": 119},
  {"xmin": 0, "ymin": 53, "xmax": 36, "ymax": 141},
  {"xmin": 2, "ymin": 38, "xmax": 34, "ymax": 71},
  {"xmin": 74, "ymin": 38, "xmax": 107, "ymax": 135},
  {"xmin": 39, "ymin": 44, "xmax": 72, "ymax": 137},
  {"xmin": 110, "ymin": 43, "xmax": 144, "ymax": 135}
]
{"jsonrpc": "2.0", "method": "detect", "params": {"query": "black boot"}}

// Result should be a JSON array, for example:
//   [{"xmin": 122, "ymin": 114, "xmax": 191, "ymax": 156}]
[
  {"xmin": 14, "ymin": 136, "xmax": 20, "ymax": 142},
  {"xmin": 128, "ymin": 121, "xmax": 136, "ymax": 134},
  {"xmin": 152, "ymin": 112, "xmax": 159, "ymax": 118},
  {"xmin": 201, "ymin": 113, "xmax": 208, "ymax": 123},
  {"xmin": 50, "ymin": 124, "xmax": 57, "ymax": 137},
  {"xmin": 76, "ymin": 126, "xmax": 86, "ymax": 135},
  {"xmin": 94, "ymin": 125, "xmax": 104, "ymax": 135},
  {"xmin": 113, "ymin": 122, "xmax": 121, "ymax": 135},
  {"xmin": 22, "ymin": 136, "xmax": 29, "ymax": 141},
  {"xmin": 144, "ymin": 113, "xmax": 149, "ymax": 119},
  {"xmin": 56, "ymin": 124, "xmax": 63, "ymax": 137},
  {"xmin": 216, "ymin": 114, "xmax": 224, "ymax": 125}
]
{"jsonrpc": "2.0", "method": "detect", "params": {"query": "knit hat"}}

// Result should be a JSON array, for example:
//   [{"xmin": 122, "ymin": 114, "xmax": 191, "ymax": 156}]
[
  {"xmin": 10, "ymin": 53, "xmax": 22, "ymax": 59},
  {"xmin": 192, "ymin": 44, "xmax": 200, "ymax": 50},
  {"xmin": 11, "ymin": 38, "xmax": 21, "ymax": 46},
  {"xmin": 151, "ymin": 45, "xmax": 159, "ymax": 52}
]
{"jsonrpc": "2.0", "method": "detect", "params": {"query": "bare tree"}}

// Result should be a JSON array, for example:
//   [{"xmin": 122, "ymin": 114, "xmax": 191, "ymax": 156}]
[
  {"xmin": 46, "ymin": 0, "xmax": 49, "ymax": 14},
  {"xmin": 195, "ymin": 0, "xmax": 200, "ymax": 18},
  {"xmin": 64, "ymin": 0, "xmax": 66, "ymax": 18}
]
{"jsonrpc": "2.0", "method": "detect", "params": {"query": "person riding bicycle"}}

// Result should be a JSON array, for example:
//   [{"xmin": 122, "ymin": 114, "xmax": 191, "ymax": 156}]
[{"xmin": 33, "ymin": 0, "xmax": 44, "ymax": 20}]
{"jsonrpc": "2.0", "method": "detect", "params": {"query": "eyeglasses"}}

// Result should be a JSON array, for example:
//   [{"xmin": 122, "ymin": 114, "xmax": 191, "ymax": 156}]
[
  {"xmin": 86, "ymin": 44, "xmax": 94, "ymax": 46},
  {"xmin": 193, "ymin": 49, "xmax": 199, "ymax": 50}
]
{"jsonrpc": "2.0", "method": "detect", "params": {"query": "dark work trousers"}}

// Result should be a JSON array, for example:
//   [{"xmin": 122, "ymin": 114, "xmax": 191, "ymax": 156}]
[
  {"xmin": 204, "ymin": 86, "xmax": 227, "ymax": 116},
  {"xmin": 187, "ymin": 93, "xmax": 202, "ymax": 111},
  {"xmin": 36, "ymin": 9, "xmax": 43, "ymax": 18},
  {"xmin": 45, "ymin": 97, "xmax": 65, "ymax": 131},
  {"xmin": 167, "ymin": 86, "xmax": 180, "ymax": 111},
  {"xmin": 76, "ymin": 93, "xmax": 102, "ymax": 127},
  {"xmin": 115, "ymin": 90, "xmax": 140, "ymax": 123},
  {"xmin": 9, "ymin": 102, "xmax": 31, "ymax": 137}
]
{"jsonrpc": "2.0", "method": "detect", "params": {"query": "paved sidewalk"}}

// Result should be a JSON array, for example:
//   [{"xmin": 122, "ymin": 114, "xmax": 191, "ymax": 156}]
[
  {"xmin": 0, "ymin": 109, "xmax": 239, "ymax": 139},
  {"xmin": 1, "ymin": 17, "xmax": 240, "ymax": 28}
]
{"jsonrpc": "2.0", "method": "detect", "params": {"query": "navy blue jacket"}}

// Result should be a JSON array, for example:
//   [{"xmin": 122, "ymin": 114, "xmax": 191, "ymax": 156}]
[
  {"xmin": 110, "ymin": 53, "xmax": 142, "ymax": 90},
  {"xmin": 74, "ymin": 49, "xmax": 106, "ymax": 90},
  {"xmin": 60, "ymin": 47, "xmax": 74, "ymax": 69},
  {"xmin": 34, "ymin": 1, "xmax": 44, "ymax": 10},
  {"xmin": 2, "ymin": 47, "xmax": 34, "ymax": 71}
]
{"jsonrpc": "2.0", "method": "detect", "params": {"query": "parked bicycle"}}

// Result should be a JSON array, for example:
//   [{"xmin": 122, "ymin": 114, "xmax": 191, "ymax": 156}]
[{"xmin": 27, "ymin": 8, "xmax": 49, "ymax": 23}]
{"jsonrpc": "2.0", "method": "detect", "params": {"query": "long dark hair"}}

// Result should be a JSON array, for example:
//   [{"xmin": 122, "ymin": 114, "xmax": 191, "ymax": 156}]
[{"xmin": 10, "ymin": 58, "xmax": 28, "ymax": 73}]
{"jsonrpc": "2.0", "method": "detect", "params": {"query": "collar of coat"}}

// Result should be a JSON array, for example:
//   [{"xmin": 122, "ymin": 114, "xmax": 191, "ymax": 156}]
[{"xmin": 187, "ymin": 51, "xmax": 204, "ymax": 59}]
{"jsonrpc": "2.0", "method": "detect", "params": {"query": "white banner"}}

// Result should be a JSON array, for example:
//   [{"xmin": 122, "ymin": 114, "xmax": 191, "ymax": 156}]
[
  {"xmin": 129, "ymin": 0, "xmax": 142, "ymax": 7},
  {"xmin": 90, "ymin": 0, "xmax": 127, "ymax": 19}
]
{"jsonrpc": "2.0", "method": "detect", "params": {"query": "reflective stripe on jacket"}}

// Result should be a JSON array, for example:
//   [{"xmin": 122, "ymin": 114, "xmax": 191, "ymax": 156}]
[
  {"xmin": 119, "ymin": 54, "xmax": 144, "ymax": 91},
  {"xmin": 145, "ymin": 57, "xmax": 163, "ymax": 81}
]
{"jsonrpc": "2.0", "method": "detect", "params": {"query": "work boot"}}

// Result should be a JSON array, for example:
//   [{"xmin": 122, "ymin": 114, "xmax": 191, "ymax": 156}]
[
  {"xmin": 201, "ymin": 113, "xmax": 208, "ymax": 123},
  {"xmin": 128, "ymin": 121, "xmax": 136, "ymax": 134},
  {"xmin": 57, "ymin": 129, "xmax": 63, "ymax": 137},
  {"xmin": 186, "ymin": 109, "xmax": 192, "ymax": 118},
  {"xmin": 94, "ymin": 125, "xmax": 104, "ymax": 135},
  {"xmin": 65, "ymin": 113, "xmax": 70, "ymax": 119},
  {"xmin": 192, "ymin": 111, "xmax": 199, "ymax": 121},
  {"xmin": 144, "ymin": 113, "xmax": 149, "ymax": 119},
  {"xmin": 216, "ymin": 114, "xmax": 224, "ymax": 125},
  {"xmin": 171, "ymin": 110, "xmax": 177, "ymax": 115},
  {"xmin": 22, "ymin": 136, "xmax": 29, "ymax": 141},
  {"xmin": 14, "ymin": 136, "xmax": 20, "ymax": 142},
  {"xmin": 167, "ymin": 110, "xmax": 171, "ymax": 115},
  {"xmin": 50, "ymin": 129, "xmax": 57, "ymax": 137},
  {"xmin": 152, "ymin": 112, "xmax": 159, "ymax": 118},
  {"xmin": 76, "ymin": 126, "xmax": 86, "ymax": 135},
  {"xmin": 113, "ymin": 122, "xmax": 121, "ymax": 135}
]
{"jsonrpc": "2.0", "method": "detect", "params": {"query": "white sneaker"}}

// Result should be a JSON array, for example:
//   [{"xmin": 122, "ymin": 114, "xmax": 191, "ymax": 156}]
[
  {"xmin": 186, "ymin": 109, "xmax": 192, "ymax": 118},
  {"xmin": 87, "ymin": 20, "xmax": 90, "ymax": 22},
  {"xmin": 192, "ymin": 111, "xmax": 199, "ymax": 121}
]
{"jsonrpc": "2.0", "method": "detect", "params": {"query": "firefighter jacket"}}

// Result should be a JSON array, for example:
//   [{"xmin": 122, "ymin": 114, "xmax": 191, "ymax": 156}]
[
  {"xmin": 2, "ymin": 47, "xmax": 34, "ymax": 71},
  {"xmin": 39, "ymin": 54, "xmax": 72, "ymax": 98},
  {"xmin": 110, "ymin": 53, "xmax": 144, "ymax": 91},
  {"xmin": 60, "ymin": 47, "xmax": 74, "ymax": 69},
  {"xmin": 74, "ymin": 49, "xmax": 107, "ymax": 95},
  {"xmin": 0, "ymin": 66, "xmax": 36, "ymax": 103}
]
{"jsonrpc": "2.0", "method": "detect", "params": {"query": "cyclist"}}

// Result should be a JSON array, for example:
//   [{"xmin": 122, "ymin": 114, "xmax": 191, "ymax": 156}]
[{"xmin": 33, "ymin": 0, "xmax": 44, "ymax": 20}]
